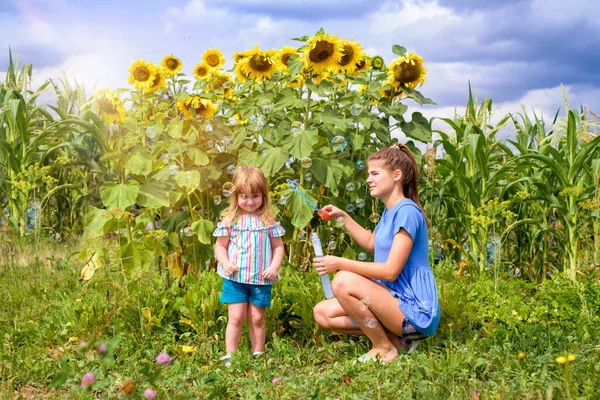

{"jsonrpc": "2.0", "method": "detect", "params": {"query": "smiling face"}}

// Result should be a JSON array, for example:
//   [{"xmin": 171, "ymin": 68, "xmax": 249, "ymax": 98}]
[
  {"xmin": 366, "ymin": 160, "xmax": 401, "ymax": 199},
  {"xmin": 237, "ymin": 190, "xmax": 264, "ymax": 215}
]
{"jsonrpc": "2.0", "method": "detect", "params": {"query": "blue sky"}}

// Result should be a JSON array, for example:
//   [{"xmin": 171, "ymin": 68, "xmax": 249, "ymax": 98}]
[{"xmin": 1, "ymin": 0, "xmax": 599, "ymax": 124}]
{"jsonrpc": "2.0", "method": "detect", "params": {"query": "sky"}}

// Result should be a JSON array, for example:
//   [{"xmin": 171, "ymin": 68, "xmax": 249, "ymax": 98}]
[{"xmin": 1, "ymin": 0, "xmax": 599, "ymax": 129}]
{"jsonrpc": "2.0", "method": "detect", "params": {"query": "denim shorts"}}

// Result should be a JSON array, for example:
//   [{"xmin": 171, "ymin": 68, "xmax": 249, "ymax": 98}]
[{"xmin": 220, "ymin": 279, "xmax": 272, "ymax": 308}]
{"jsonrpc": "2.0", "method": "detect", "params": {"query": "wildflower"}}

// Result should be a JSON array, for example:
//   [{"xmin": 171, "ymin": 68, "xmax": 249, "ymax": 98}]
[
  {"xmin": 97, "ymin": 343, "xmax": 108, "ymax": 354},
  {"xmin": 387, "ymin": 52, "xmax": 427, "ymax": 91},
  {"xmin": 68, "ymin": 336, "xmax": 79, "ymax": 343},
  {"xmin": 567, "ymin": 354, "xmax": 576, "ymax": 362},
  {"xmin": 161, "ymin": 54, "xmax": 182, "ymax": 75},
  {"xmin": 81, "ymin": 372, "xmax": 95, "ymax": 389},
  {"xmin": 278, "ymin": 45, "xmax": 298, "ymax": 72},
  {"xmin": 193, "ymin": 63, "xmax": 211, "ymax": 79},
  {"xmin": 122, "ymin": 379, "xmax": 136, "ymax": 396},
  {"xmin": 272, "ymin": 377, "xmax": 280, "ymax": 385},
  {"xmin": 181, "ymin": 345, "xmax": 197, "ymax": 355},
  {"xmin": 304, "ymin": 32, "xmax": 343, "ymax": 73},
  {"xmin": 144, "ymin": 388, "xmax": 157, "ymax": 399},
  {"xmin": 336, "ymin": 39, "xmax": 362, "ymax": 73},
  {"xmin": 555, "ymin": 356, "xmax": 567, "ymax": 365},
  {"xmin": 156, "ymin": 352, "xmax": 171, "ymax": 365},
  {"xmin": 203, "ymin": 48, "xmax": 225, "ymax": 69},
  {"xmin": 518, "ymin": 352, "xmax": 525, "ymax": 360},
  {"xmin": 128, "ymin": 60, "xmax": 160, "ymax": 91},
  {"xmin": 239, "ymin": 46, "xmax": 279, "ymax": 80},
  {"xmin": 145, "ymin": 68, "xmax": 166, "ymax": 93}
]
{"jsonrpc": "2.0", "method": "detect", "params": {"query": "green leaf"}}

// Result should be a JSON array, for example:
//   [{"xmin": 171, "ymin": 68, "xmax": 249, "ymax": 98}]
[
  {"xmin": 100, "ymin": 181, "xmax": 140, "ymax": 210},
  {"xmin": 125, "ymin": 147, "xmax": 152, "ymax": 176},
  {"xmin": 274, "ymin": 95, "xmax": 306, "ymax": 110},
  {"xmin": 175, "ymin": 170, "xmax": 200, "ymax": 194},
  {"xmin": 256, "ymin": 147, "xmax": 289, "ymax": 178},
  {"xmin": 312, "ymin": 159, "xmax": 345, "ymax": 196},
  {"xmin": 117, "ymin": 241, "xmax": 153, "ymax": 274},
  {"xmin": 319, "ymin": 108, "xmax": 347, "ymax": 130},
  {"xmin": 168, "ymin": 119, "xmax": 183, "ymax": 139},
  {"xmin": 186, "ymin": 147, "xmax": 210, "ymax": 166},
  {"xmin": 399, "ymin": 112, "xmax": 432, "ymax": 143},
  {"xmin": 50, "ymin": 358, "xmax": 70, "ymax": 388},
  {"xmin": 287, "ymin": 53, "xmax": 305, "ymax": 77},
  {"xmin": 392, "ymin": 45, "xmax": 407, "ymax": 56},
  {"xmin": 401, "ymin": 87, "xmax": 436, "ymax": 105},
  {"xmin": 287, "ymin": 188, "xmax": 317, "ymax": 229},
  {"xmin": 137, "ymin": 180, "xmax": 172, "ymax": 208},
  {"xmin": 192, "ymin": 219, "xmax": 215, "ymax": 245},
  {"xmin": 285, "ymin": 128, "xmax": 318, "ymax": 159},
  {"xmin": 83, "ymin": 206, "xmax": 110, "ymax": 239}
]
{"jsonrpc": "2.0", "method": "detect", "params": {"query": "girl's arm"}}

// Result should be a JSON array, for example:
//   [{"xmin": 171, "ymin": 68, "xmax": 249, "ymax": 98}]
[
  {"xmin": 262, "ymin": 236, "xmax": 284, "ymax": 281},
  {"xmin": 214, "ymin": 236, "xmax": 238, "ymax": 277},
  {"xmin": 314, "ymin": 229, "xmax": 413, "ymax": 281},
  {"xmin": 322, "ymin": 205, "xmax": 375, "ymax": 252}
]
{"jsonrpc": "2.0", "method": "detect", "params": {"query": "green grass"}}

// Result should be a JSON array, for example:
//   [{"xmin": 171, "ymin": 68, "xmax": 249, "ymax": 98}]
[{"xmin": 1, "ymin": 243, "xmax": 600, "ymax": 399}]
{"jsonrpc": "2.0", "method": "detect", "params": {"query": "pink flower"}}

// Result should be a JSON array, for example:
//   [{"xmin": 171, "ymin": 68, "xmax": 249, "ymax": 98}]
[
  {"xmin": 272, "ymin": 377, "xmax": 280, "ymax": 385},
  {"xmin": 144, "ymin": 388, "xmax": 157, "ymax": 399},
  {"xmin": 81, "ymin": 372, "xmax": 95, "ymax": 389},
  {"xmin": 97, "ymin": 343, "xmax": 107, "ymax": 354},
  {"xmin": 156, "ymin": 352, "xmax": 171, "ymax": 365}
]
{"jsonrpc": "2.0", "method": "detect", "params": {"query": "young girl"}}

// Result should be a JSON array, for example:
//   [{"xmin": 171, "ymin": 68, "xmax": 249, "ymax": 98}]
[
  {"xmin": 313, "ymin": 144, "xmax": 440, "ymax": 363},
  {"xmin": 213, "ymin": 166, "xmax": 285, "ymax": 365}
]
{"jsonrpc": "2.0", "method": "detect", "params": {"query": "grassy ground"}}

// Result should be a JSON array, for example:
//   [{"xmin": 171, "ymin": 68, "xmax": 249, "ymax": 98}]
[{"xmin": 1, "ymin": 243, "xmax": 599, "ymax": 399}]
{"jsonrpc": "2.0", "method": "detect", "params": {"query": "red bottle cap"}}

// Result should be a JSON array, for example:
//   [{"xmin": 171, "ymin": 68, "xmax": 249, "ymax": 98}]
[{"xmin": 317, "ymin": 209, "xmax": 332, "ymax": 220}]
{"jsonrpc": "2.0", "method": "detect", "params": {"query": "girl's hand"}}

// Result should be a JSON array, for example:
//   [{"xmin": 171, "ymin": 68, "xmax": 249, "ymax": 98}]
[
  {"xmin": 321, "ymin": 205, "xmax": 346, "ymax": 219},
  {"xmin": 224, "ymin": 263, "xmax": 239, "ymax": 277},
  {"xmin": 262, "ymin": 266, "xmax": 280, "ymax": 282},
  {"xmin": 313, "ymin": 256, "xmax": 342, "ymax": 275}
]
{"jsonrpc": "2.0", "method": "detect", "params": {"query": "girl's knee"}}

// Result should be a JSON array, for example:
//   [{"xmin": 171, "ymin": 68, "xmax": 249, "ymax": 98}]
[
  {"xmin": 313, "ymin": 302, "xmax": 327, "ymax": 328},
  {"xmin": 331, "ymin": 270, "xmax": 356, "ymax": 294}
]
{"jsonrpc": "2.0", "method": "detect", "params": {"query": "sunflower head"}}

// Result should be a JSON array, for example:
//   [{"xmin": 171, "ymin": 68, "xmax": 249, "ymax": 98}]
[
  {"xmin": 304, "ymin": 32, "xmax": 343, "ymax": 73},
  {"xmin": 193, "ymin": 63, "xmax": 211, "ymax": 80},
  {"xmin": 209, "ymin": 71, "xmax": 234, "ymax": 98},
  {"xmin": 240, "ymin": 46, "xmax": 279, "ymax": 81},
  {"xmin": 355, "ymin": 56, "xmax": 371, "ymax": 72},
  {"xmin": 278, "ymin": 45, "xmax": 298, "ymax": 72},
  {"xmin": 161, "ymin": 54, "xmax": 182, "ymax": 75},
  {"xmin": 203, "ymin": 48, "xmax": 225, "ymax": 69},
  {"xmin": 92, "ymin": 88, "xmax": 127, "ymax": 125},
  {"xmin": 380, "ymin": 80, "xmax": 404, "ymax": 101},
  {"xmin": 177, "ymin": 95, "xmax": 218, "ymax": 121},
  {"xmin": 233, "ymin": 51, "xmax": 249, "ymax": 63},
  {"xmin": 387, "ymin": 52, "xmax": 427, "ymax": 90},
  {"xmin": 128, "ymin": 59, "xmax": 160, "ymax": 91},
  {"xmin": 146, "ymin": 68, "xmax": 166, "ymax": 93},
  {"xmin": 337, "ymin": 40, "xmax": 362, "ymax": 73},
  {"xmin": 285, "ymin": 73, "xmax": 306, "ymax": 88},
  {"xmin": 371, "ymin": 55, "xmax": 385, "ymax": 71}
]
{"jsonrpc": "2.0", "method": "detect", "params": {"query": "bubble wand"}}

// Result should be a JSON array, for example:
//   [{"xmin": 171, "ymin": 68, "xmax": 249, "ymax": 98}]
[{"xmin": 286, "ymin": 179, "xmax": 333, "ymax": 298}]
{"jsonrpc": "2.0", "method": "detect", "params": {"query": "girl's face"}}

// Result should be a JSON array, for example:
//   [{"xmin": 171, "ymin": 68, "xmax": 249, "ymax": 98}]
[
  {"xmin": 366, "ymin": 160, "xmax": 400, "ymax": 199},
  {"xmin": 237, "ymin": 190, "xmax": 263, "ymax": 214}
]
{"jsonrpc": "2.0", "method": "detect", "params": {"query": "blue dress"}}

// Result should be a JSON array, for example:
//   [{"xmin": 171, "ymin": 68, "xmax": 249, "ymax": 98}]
[{"xmin": 373, "ymin": 199, "xmax": 440, "ymax": 336}]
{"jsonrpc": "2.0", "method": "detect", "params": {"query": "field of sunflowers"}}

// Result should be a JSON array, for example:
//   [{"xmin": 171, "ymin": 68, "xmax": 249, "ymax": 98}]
[{"xmin": 1, "ymin": 29, "xmax": 600, "ymax": 398}]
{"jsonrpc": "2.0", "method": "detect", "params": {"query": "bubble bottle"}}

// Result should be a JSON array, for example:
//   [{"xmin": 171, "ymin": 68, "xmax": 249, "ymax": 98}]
[{"xmin": 311, "ymin": 232, "xmax": 334, "ymax": 299}]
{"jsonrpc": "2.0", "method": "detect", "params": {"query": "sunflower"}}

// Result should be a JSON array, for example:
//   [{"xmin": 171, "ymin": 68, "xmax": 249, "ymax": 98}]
[
  {"xmin": 202, "ymin": 48, "xmax": 225, "ymax": 69},
  {"xmin": 285, "ymin": 73, "xmax": 306, "ymax": 88},
  {"xmin": 312, "ymin": 71, "xmax": 331, "ymax": 85},
  {"xmin": 278, "ymin": 45, "xmax": 298, "ymax": 72},
  {"xmin": 177, "ymin": 95, "xmax": 218, "ymax": 121},
  {"xmin": 304, "ymin": 32, "xmax": 343, "ymax": 73},
  {"xmin": 239, "ymin": 46, "xmax": 279, "ymax": 81},
  {"xmin": 354, "ymin": 56, "xmax": 371, "ymax": 73},
  {"xmin": 208, "ymin": 71, "xmax": 234, "ymax": 98},
  {"xmin": 92, "ymin": 88, "xmax": 127, "ymax": 124},
  {"xmin": 380, "ymin": 80, "xmax": 404, "ymax": 102},
  {"xmin": 233, "ymin": 51, "xmax": 249, "ymax": 63},
  {"xmin": 234, "ymin": 62, "xmax": 250, "ymax": 83},
  {"xmin": 387, "ymin": 52, "xmax": 427, "ymax": 90},
  {"xmin": 128, "ymin": 59, "xmax": 160, "ymax": 91},
  {"xmin": 193, "ymin": 63, "xmax": 211, "ymax": 79},
  {"xmin": 146, "ymin": 68, "xmax": 166, "ymax": 93},
  {"xmin": 371, "ymin": 55, "xmax": 385, "ymax": 71},
  {"xmin": 336, "ymin": 39, "xmax": 362, "ymax": 73},
  {"xmin": 161, "ymin": 54, "xmax": 182, "ymax": 75}
]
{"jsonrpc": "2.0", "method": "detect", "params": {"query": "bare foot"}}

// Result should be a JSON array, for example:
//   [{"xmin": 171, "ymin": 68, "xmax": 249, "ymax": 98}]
[{"xmin": 366, "ymin": 345, "xmax": 398, "ymax": 363}]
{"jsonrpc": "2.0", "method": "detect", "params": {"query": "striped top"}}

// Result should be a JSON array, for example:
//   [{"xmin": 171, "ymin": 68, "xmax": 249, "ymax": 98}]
[{"xmin": 213, "ymin": 214, "xmax": 285, "ymax": 285}]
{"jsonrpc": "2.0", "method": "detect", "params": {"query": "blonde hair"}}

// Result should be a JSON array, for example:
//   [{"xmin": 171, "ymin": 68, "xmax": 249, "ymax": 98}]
[{"xmin": 221, "ymin": 166, "xmax": 275, "ymax": 225}]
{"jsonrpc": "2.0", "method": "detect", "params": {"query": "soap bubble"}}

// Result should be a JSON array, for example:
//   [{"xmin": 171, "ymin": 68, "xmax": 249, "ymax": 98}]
[
  {"xmin": 249, "ymin": 114, "xmax": 267, "ymax": 131},
  {"xmin": 290, "ymin": 121, "xmax": 303, "ymax": 137},
  {"xmin": 183, "ymin": 226, "xmax": 194, "ymax": 237},
  {"xmin": 369, "ymin": 213, "xmax": 380, "ymax": 223},
  {"xmin": 339, "ymin": 232, "xmax": 345, "ymax": 240},
  {"xmin": 346, "ymin": 204, "xmax": 355, "ymax": 213},
  {"xmin": 224, "ymin": 137, "xmax": 233, "ymax": 149},
  {"xmin": 330, "ymin": 235, "xmax": 336, "ymax": 241},
  {"xmin": 169, "ymin": 164, "xmax": 180, "ymax": 175},
  {"xmin": 356, "ymin": 160, "xmax": 365, "ymax": 170},
  {"xmin": 207, "ymin": 140, "xmax": 215, "ymax": 149},
  {"xmin": 160, "ymin": 153, "xmax": 170, "ymax": 164},
  {"xmin": 299, "ymin": 230, "xmax": 306, "ymax": 240},
  {"xmin": 183, "ymin": 33, "xmax": 192, "ymax": 42},
  {"xmin": 358, "ymin": 296, "xmax": 371, "ymax": 311},
  {"xmin": 356, "ymin": 198, "xmax": 365, "ymax": 208},
  {"xmin": 335, "ymin": 216, "xmax": 345, "ymax": 227},
  {"xmin": 259, "ymin": 99, "xmax": 273, "ymax": 115},
  {"xmin": 350, "ymin": 104, "xmax": 362, "ymax": 116},
  {"xmin": 331, "ymin": 136, "xmax": 347, "ymax": 152},
  {"xmin": 146, "ymin": 126, "xmax": 157, "ymax": 139},
  {"xmin": 213, "ymin": 195, "xmax": 222, "ymax": 205},
  {"xmin": 278, "ymin": 195, "xmax": 287, "ymax": 205},
  {"xmin": 204, "ymin": 122, "xmax": 214, "ymax": 132},
  {"xmin": 304, "ymin": 172, "xmax": 312, "ymax": 182},
  {"xmin": 222, "ymin": 182, "xmax": 235, "ymax": 197},
  {"xmin": 364, "ymin": 317, "xmax": 378, "ymax": 328},
  {"xmin": 301, "ymin": 157, "xmax": 312, "ymax": 169},
  {"xmin": 345, "ymin": 182, "xmax": 355, "ymax": 192},
  {"xmin": 327, "ymin": 240, "xmax": 337, "ymax": 251},
  {"xmin": 358, "ymin": 252, "xmax": 367, "ymax": 261},
  {"xmin": 228, "ymin": 117, "xmax": 238, "ymax": 126},
  {"xmin": 227, "ymin": 165, "xmax": 236, "ymax": 175}
]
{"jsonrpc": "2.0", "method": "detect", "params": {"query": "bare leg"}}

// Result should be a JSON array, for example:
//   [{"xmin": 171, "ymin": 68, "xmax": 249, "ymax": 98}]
[
  {"xmin": 226, "ymin": 303, "xmax": 248, "ymax": 354},
  {"xmin": 331, "ymin": 271, "xmax": 406, "ymax": 362},
  {"xmin": 247, "ymin": 303, "xmax": 266, "ymax": 353}
]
